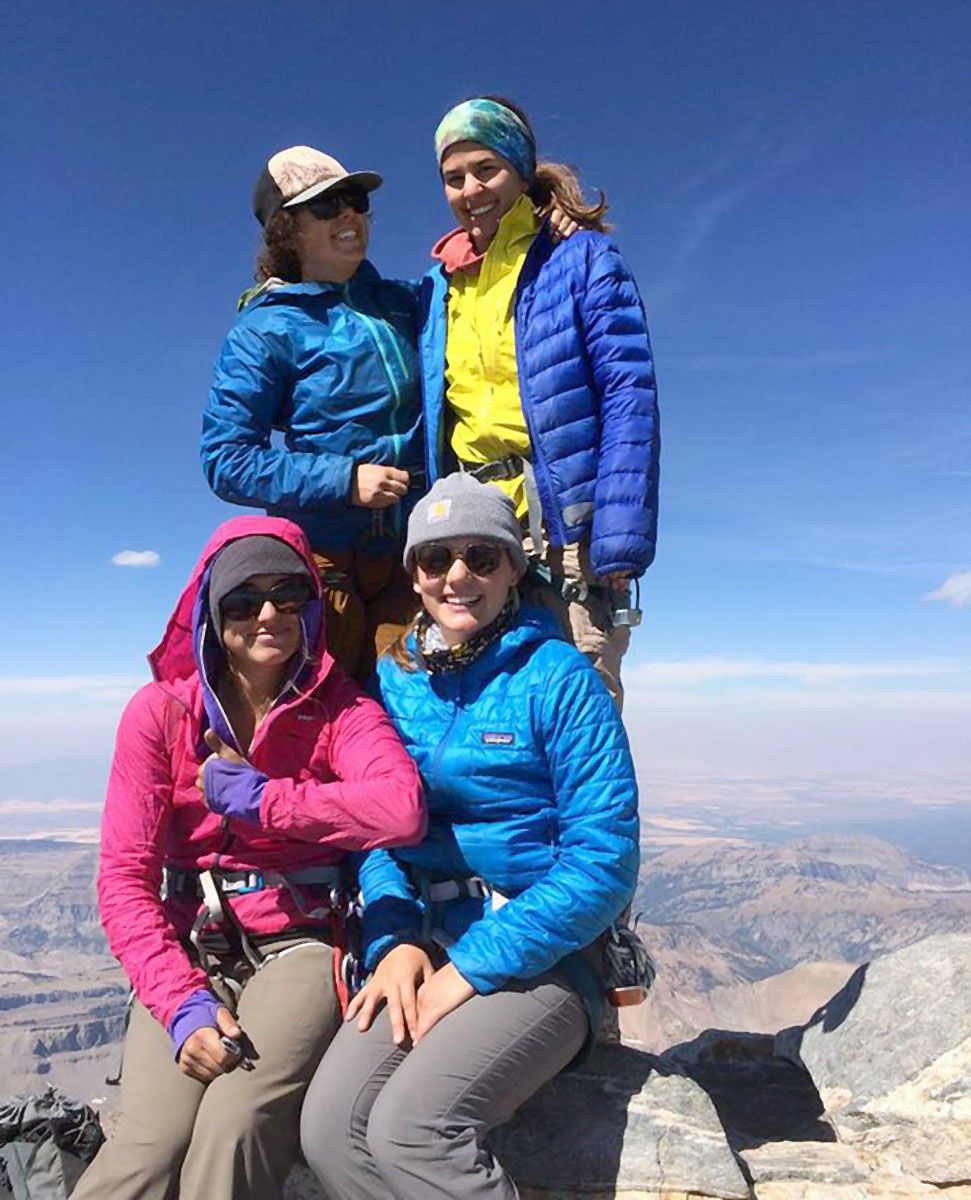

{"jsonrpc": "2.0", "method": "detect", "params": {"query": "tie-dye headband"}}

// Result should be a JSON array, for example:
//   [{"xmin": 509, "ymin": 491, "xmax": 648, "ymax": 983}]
[{"xmin": 434, "ymin": 99, "xmax": 537, "ymax": 181}]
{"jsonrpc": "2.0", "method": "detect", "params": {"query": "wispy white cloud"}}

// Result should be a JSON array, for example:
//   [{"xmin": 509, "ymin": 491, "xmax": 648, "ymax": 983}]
[
  {"xmin": 111, "ymin": 549, "xmax": 160, "ymax": 568},
  {"xmin": 622, "ymin": 677, "xmax": 971, "ymax": 776},
  {"xmin": 924, "ymin": 572, "xmax": 971, "ymax": 609},
  {"xmin": 652, "ymin": 124, "xmax": 823, "ymax": 302},
  {"xmin": 0, "ymin": 674, "xmax": 145, "ymax": 699},
  {"xmin": 626, "ymin": 656, "xmax": 968, "ymax": 689},
  {"xmin": 0, "ymin": 799, "xmax": 103, "ymax": 813}
]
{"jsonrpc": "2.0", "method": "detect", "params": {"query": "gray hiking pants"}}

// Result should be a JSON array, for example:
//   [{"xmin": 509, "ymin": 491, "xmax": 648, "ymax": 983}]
[
  {"xmin": 71, "ymin": 937, "xmax": 339, "ymax": 1200},
  {"xmin": 300, "ymin": 972, "xmax": 588, "ymax": 1199}
]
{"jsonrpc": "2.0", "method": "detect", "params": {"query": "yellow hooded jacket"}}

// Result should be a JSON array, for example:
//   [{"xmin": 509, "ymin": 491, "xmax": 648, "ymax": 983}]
[{"xmin": 444, "ymin": 195, "xmax": 540, "ymax": 518}]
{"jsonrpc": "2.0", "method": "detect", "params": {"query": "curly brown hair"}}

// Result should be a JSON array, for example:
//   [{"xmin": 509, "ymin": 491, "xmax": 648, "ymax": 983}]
[
  {"xmin": 254, "ymin": 209, "xmax": 303, "ymax": 284},
  {"xmin": 477, "ymin": 94, "xmax": 611, "ymax": 233}
]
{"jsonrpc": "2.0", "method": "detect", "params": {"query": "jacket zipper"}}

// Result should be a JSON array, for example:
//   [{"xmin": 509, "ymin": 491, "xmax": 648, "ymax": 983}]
[
  {"xmin": 423, "ymin": 271, "xmax": 450, "ymax": 482},
  {"xmin": 197, "ymin": 623, "xmax": 247, "ymax": 762},
  {"xmin": 429, "ymin": 676, "xmax": 463, "ymax": 795},
  {"xmin": 512, "ymin": 230, "xmax": 564, "ymax": 544},
  {"xmin": 344, "ymin": 284, "xmax": 406, "ymax": 461}
]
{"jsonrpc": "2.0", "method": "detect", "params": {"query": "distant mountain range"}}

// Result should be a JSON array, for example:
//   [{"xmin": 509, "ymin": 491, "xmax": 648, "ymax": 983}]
[
  {"xmin": 3, "ymin": 832, "xmax": 971, "ymax": 1096},
  {"xmin": 635, "ymin": 832, "xmax": 971, "ymax": 974}
]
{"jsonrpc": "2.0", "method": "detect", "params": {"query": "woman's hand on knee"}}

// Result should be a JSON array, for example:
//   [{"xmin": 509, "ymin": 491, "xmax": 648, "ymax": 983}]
[
  {"xmin": 178, "ymin": 1007, "xmax": 242, "ymax": 1083},
  {"xmin": 414, "ymin": 962, "xmax": 476, "ymax": 1043},
  {"xmin": 345, "ymin": 943, "xmax": 435, "ymax": 1045}
]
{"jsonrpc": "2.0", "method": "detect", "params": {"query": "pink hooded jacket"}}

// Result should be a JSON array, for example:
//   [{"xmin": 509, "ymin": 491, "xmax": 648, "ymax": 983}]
[{"xmin": 97, "ymin": 516, "xmax": 425, "ymax": 1032}]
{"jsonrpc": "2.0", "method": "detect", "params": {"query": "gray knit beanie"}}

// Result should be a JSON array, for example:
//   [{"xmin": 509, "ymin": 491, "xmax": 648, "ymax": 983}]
[
  {"xmin": 404, "ymin": 473, "xmax": 527, "ymax": 574},
  {"xmin": 208, "ymin": 536, "xmax": 311, "ymax": 638}
]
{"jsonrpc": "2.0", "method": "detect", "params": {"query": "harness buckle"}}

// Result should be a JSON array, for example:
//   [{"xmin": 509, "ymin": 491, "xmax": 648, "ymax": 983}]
[
  {"xmin": 561, "ymin": 579, "xmax": 589, "ymax": 605},
  {"xmin": 229, "ymin": 872, "xmax": 265, "ymax": 896}
]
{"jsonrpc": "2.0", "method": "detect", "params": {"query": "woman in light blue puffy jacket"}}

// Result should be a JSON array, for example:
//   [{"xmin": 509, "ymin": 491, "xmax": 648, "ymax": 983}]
[{"xmin": 300, "ymin": 472, "xmax": 639, "ymax": 1200}]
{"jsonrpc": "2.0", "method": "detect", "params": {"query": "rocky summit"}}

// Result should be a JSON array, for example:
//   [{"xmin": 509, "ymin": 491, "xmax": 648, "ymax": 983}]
[
  {"xmin": 3, "ymin": 837, "xmax": 970, "ymax": 1196},
  {"xmin": 282, "ymin": 932, "xmax": 971, "ymax": 1199}
]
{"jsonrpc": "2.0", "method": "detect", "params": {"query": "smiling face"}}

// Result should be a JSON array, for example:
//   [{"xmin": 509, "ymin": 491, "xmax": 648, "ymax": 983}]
[
  {"xmin": 413, "ymin": 538, "xmax": 521, "ymax": 647},
  {"xmin": 220, "ymin": 573, "xmax": 304, "ymax": 673},
  {"xmin": 293, "ymin": 200, "xmax": 369, "ymax": 283},
  {"xmin": 440, "ymin": 142, "xmax": 527, "ymax": 253}
]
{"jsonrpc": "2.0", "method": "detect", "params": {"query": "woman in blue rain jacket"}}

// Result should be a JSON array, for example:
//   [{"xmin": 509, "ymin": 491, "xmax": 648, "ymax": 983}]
[{"xmin": 201, "ymin": 145, "xmax": 424, "ymax": 682}]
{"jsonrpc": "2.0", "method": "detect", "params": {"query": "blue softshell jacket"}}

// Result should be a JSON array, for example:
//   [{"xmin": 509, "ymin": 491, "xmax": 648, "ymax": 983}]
[
  {"xmin": 359, "ymin": 606, "xmax": 640, "ymax": 1018},
  {"xmin": 201, "ymin": 262, "xmax": 424, "ymax": 552},
  {"xmin": 418, "ymin": 228, "xmax": 660, "ymax": 577}
]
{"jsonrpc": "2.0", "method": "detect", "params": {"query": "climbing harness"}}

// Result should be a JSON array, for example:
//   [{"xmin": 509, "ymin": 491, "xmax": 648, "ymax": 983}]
[
  {"xmin": 408, "ymin": 869, "xmax": 506, "ymax": 950},
  {"xmin": 164, "ymin": 863, "xmax": 362, "ymax": 1009},
  {"xmin": 410, "ymin": 867, "xmax": 654, "ymax": 1007}
]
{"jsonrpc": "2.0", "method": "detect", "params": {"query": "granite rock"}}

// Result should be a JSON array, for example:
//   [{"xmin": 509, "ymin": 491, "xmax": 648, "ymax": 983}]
[{"xmin": 776, "ymin": 933, "xmax": 971, "ymax": 1116}]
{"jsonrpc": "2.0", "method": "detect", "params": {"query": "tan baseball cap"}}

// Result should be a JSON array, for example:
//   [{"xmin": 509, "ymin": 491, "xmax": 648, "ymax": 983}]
[{"xmin": 252, "ymin": 145, "xmax": 383, "ymax": 226}]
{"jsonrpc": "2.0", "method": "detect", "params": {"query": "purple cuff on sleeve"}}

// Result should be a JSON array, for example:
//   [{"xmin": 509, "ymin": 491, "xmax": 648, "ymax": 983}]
[
  {"xmin": 203, "ymin": 756, "xmax": 269, "ymax": 824},
  {"xmin": 167, "ymin": 988, "xmax": 222, "ymax": 1060}
]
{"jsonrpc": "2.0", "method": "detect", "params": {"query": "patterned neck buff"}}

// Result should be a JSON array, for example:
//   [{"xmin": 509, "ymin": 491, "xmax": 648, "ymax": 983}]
[
  {"xmin": 415, "ymin": 593, "xmax": 518, "ymax": 676},
  {"xmin": 434, "ymin": 99, "xmax": 537, "ymax": 181}
]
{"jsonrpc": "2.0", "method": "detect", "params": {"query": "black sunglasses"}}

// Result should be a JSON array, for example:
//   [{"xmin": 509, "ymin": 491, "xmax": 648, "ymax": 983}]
[
  {"xmin": 220, "ymin": 576, "xmax": 315, "ymax": 622},
  {"xmin": 414, "ymin": 542, "xmax": 505, "ymax": 578},
  {"xmin": 302, "ymin": 187, "xmax": 370, "ymax": 221}
]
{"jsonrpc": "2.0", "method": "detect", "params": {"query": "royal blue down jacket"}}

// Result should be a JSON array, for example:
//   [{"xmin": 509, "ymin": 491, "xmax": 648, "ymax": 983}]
[
  {"xmin": 359, "ymin": 606, "xmax": 640, "ymax": 1002},
  {"xmin": 201, "ymin": 262, "xmax": 424, "ymax": 552},
  {"xmin": 418, "ymin": 227, "xmax": 660, "ymax": 577}
]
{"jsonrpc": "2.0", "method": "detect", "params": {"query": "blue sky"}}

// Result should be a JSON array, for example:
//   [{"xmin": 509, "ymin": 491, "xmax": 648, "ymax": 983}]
[{"xmin": 2, "ymin": 1, "xmax": 969, "ymax": 811}]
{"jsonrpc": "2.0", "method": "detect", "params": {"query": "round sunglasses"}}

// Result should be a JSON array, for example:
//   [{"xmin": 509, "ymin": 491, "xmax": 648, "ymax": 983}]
[
  {"xmin": 414, "ymin": 542, "xmax": 505, "ymax": 578},
  {"xmin": 302, "ymin": 187, "xmax": 370, "ymax": 221},
  {"xmin": 219, "ymin": 576, "xmax": 315, "ymax": 622}
]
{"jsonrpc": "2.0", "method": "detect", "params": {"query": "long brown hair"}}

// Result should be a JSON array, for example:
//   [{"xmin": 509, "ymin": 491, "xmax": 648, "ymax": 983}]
[
  {"xmin": 480, "ymin": 94, "xmax": 611, "ymax": 233},
  {"xmin": 255, "ymin": 209, "xmax": 303, "ymax": 283},
  {"xmin": 385, "ymin": 613, "xmax": 421, "ymax": 672}
]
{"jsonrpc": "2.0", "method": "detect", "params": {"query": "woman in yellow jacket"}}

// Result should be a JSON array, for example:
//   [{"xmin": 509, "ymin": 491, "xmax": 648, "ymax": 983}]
[{"xmin": 420, "ymin": 95, "xmax": 660, "ymax": 708}]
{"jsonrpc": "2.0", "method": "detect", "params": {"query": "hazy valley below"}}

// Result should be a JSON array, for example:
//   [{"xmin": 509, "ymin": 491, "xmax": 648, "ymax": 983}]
[{"xmin": 2, "ymin": 825, "xmax": 970, "ymax": 1103}]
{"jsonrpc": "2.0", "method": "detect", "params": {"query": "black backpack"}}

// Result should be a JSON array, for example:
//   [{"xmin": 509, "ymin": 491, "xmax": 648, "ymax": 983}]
[{"xmin": 0, "ymin": 1090, "xmax": 103, "ymax": 1199}]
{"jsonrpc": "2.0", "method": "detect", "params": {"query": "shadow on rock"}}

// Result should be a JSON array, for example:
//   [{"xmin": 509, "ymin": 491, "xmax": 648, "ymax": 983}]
[
  {"xmin": 665, "ymin": 1028, "xmax": 837, "ymax": 1151},
  {"xmin": 493, "ymin": 1043, "xmax": 752, "ymax": 1199}
]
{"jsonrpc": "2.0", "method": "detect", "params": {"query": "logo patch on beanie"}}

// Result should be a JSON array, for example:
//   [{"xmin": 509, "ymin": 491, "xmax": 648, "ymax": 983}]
[{"xmin": 428, "ymin": 499, "xmax": 452, "ymax": 524}]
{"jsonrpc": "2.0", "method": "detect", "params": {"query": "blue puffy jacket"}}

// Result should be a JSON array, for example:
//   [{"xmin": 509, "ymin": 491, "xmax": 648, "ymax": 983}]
[
  {"xmin": 201, "ymin": 262, "xmax": 424, "ymax": 552},
  {"xmin": 359, "ymin": 607, "xmax": 639, "ymax": 1009},
  {"xmin": 418, "ymin": 228, "xmax": 660, "ymax": 577}
]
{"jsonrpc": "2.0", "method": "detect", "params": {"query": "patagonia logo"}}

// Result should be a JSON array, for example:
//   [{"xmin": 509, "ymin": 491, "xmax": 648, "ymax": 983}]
[{"xmin": 482, "ymin": 731, "xmax": 515, "ymax": 746}]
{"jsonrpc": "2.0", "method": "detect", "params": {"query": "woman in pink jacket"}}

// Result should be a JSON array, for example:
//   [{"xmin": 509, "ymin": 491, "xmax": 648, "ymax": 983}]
[{"xmin": 72, "ymin": 515, "xmax": 424, "ymax": 1200}]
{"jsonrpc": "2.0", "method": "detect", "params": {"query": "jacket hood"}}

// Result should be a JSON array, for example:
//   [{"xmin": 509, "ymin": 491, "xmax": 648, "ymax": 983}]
[
  {"xmin": 431, "ymin": 227, "xmax": 485, "ymax": 276},
  {"xmin": 239, "ymin": 260, "xmax": 384, "ymax": 312},
  {"xmin": 431, "ymin": 196, "xmax": 542, "ymax": 276},
  {"xmin": 148, "ymin": 515, "xmax": 328, "ymax": 689}
]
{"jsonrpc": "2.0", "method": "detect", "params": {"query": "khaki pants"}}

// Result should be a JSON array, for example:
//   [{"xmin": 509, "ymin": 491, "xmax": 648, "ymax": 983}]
[
  {"xmin": 523, "ymin": 539, "xmax": 631, "ymax": 710},
  {"xmin": 313, "ymin": 548, "xmax": 418, "ymax": 683},
  {"xmin": 72, "ymin": 938, "xmax": 339, "ymax": 1200}
]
